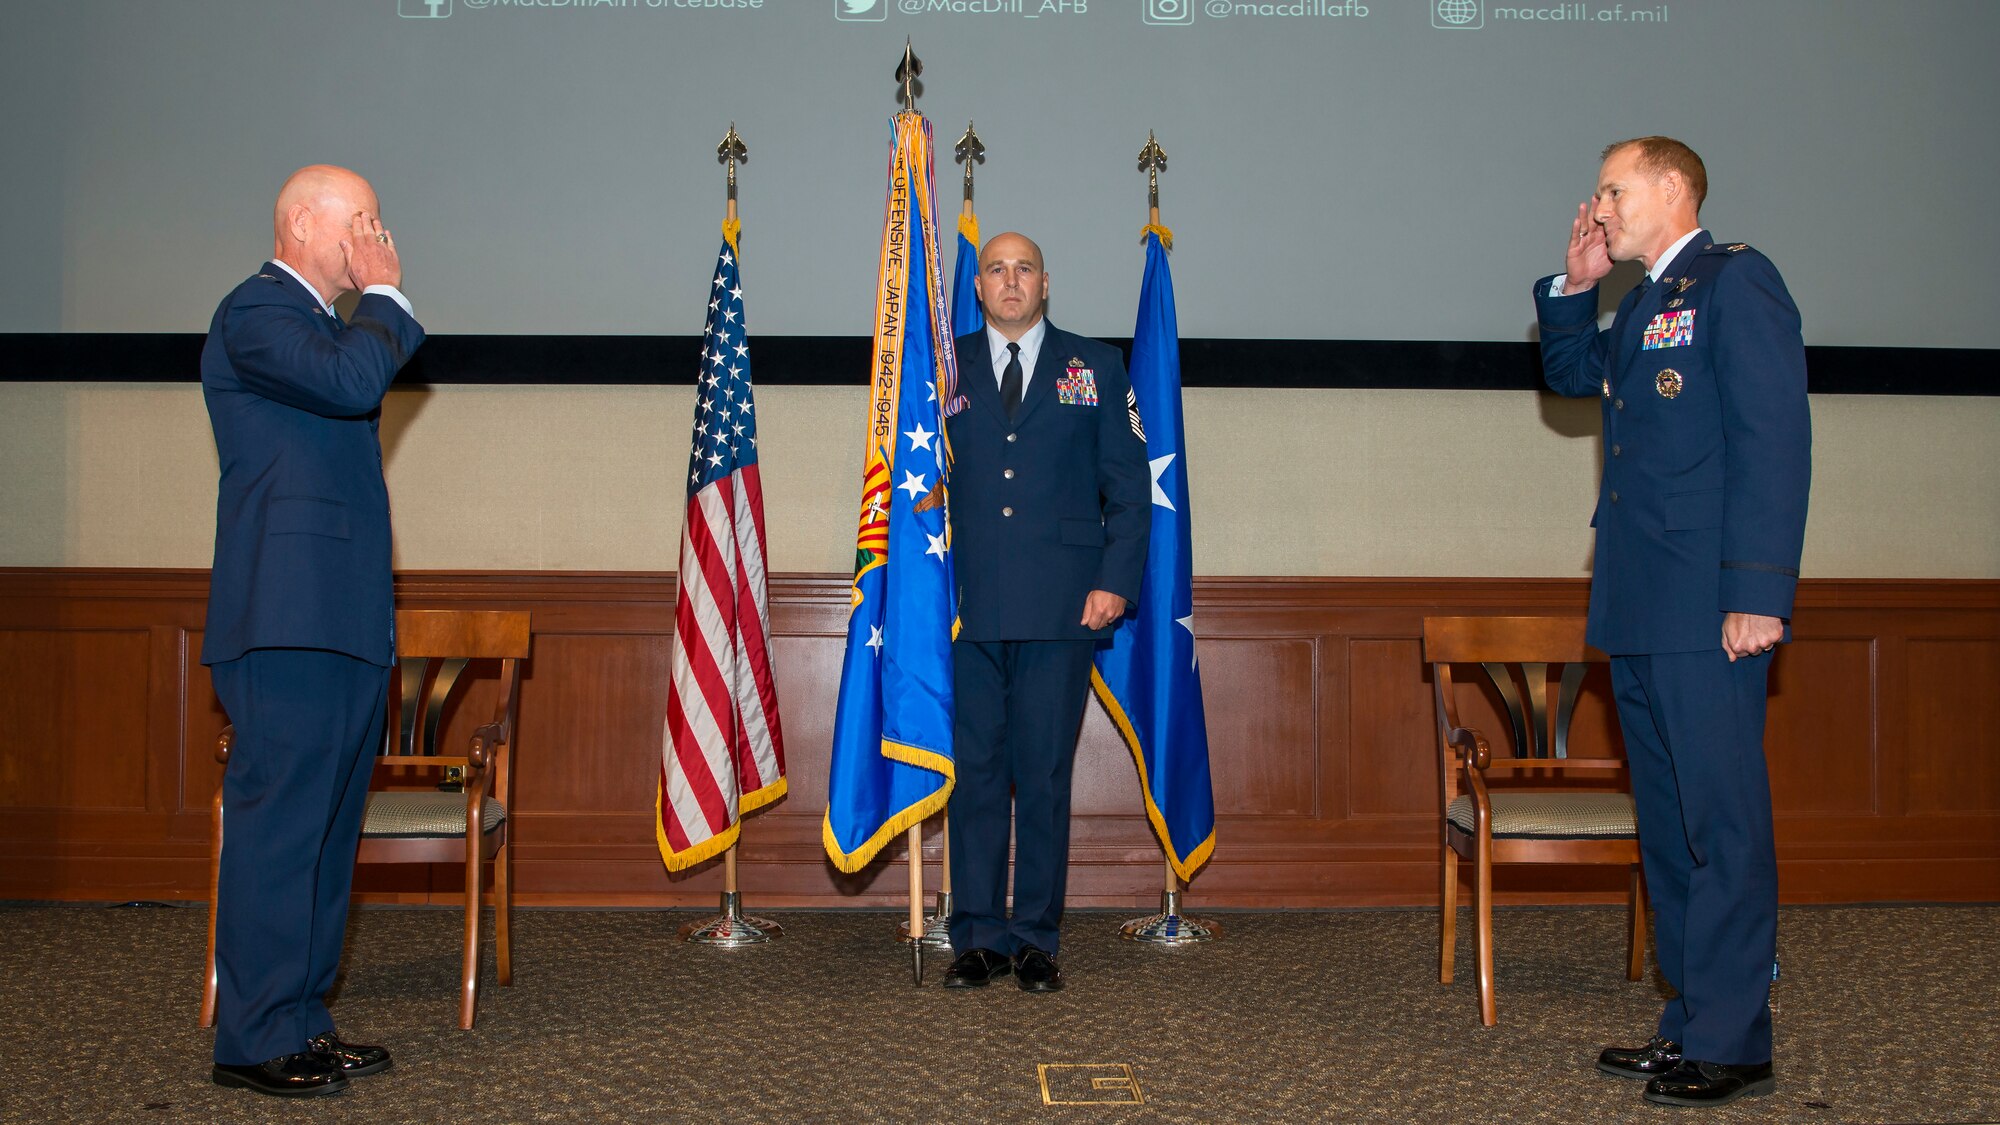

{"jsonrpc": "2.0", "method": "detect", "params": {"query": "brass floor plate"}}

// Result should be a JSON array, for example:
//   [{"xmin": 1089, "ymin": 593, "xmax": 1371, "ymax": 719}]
[{"xmin": 1038, "ymin": 1063, "xmax": 1145, "ymax": 1106}]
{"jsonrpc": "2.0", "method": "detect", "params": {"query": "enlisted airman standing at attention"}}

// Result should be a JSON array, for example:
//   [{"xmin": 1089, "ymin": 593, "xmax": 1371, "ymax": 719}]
[{"xmin": 940, "ymin": 231, "xmax": 1150, "ymax": 994}]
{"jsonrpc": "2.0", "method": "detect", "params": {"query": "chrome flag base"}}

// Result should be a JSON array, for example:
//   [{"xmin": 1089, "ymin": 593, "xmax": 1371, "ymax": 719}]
[
  {"xmin": 1120, "ymin": 889, "xmax": 1219, "ymax": 945},
  {"xmin": 679, "ymin": 891, "xmax": 783, "ymax": 946},
  {"xmin": 895, "ymin": 891, "xmax": 954, "ymax": 950}
]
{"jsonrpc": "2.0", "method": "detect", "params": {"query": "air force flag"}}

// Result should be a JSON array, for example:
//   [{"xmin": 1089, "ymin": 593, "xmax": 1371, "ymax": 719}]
[{"xmin": 1091, "ymin": 228, "xmax": 1216, "ymax": 882}]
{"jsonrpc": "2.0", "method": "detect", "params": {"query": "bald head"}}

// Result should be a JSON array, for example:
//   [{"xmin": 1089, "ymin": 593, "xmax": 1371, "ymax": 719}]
[
  {"xmin": 271, "ymin": 164, "xmax": 380, "ymax": 303},
  {"xmin": 975, "ymin": 231, "xmax": 1049, "ymax": 339}
]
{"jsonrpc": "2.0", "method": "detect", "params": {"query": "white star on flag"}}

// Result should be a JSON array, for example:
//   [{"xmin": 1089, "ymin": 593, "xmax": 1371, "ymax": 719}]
[
  {"xmin": 866, "ymin": 625, "xmax": 884, "ymax": 653},
  {"xmin": 1177, "ymin": 612, "xmax": 1198, "ymax": 669},
  {"xmin": 904, "ymin": 422, "xmax": 935, "ymax": 452},
  {"xmin": 897, "ymin": 470, "xmax": 929, "ymax": 501},
  {"xmin": 1150, "ymin": 453, "xmax": 1178, "ymax": 511},
  {"xmin": 926, "ymin": 530, "xmax": 948, "ymax": 560}
]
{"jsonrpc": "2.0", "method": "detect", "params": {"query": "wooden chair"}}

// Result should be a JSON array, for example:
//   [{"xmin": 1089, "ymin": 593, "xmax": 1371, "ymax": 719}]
[
  {"xmin": 1423, "ymin": 615, "xmax": 1645, "ymax": 1026},
  {"xmin": 201, "ymin": 609, "xmax": 531, "ymax": 1031}
]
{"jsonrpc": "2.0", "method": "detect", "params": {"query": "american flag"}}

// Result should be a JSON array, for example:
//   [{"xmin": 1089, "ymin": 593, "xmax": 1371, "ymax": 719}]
[{"xmin": 656, "ymin": 232, "xmax": 787, "ymax": 872}]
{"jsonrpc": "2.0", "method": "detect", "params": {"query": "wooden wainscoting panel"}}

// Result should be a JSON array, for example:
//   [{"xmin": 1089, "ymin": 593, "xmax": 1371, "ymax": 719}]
[
  {"xmin": 0, "ymin": 627, "xmax": 151, "ymax": 811},
  {"xmin": 3, "ymin": 570, "xmax": 1997, "ymax": 906},
  {"xmin": 1346, "ymin": 638, "xmax": 1438, "ymax": 818},
  {"xmin": 1197, "ymin": 637, "xmax": 1318, "ymax": 818},
  {"xmin": 1904, "ymin": 638, "xmax": 2000, "ymax": 814},
  {"xmin": 762, "ymin": 632, "xmax": 848, "ymax": 815},
  {"xmin": 1766, "ymin": 637, "xmax": 1878, "ymax": 817},
  {"xmin": 512, "ymin": 632, "xmax": 671, "ymax": 819}
]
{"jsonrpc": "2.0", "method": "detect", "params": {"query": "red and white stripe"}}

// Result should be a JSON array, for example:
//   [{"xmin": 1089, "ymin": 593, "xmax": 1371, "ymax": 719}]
[{"xmin": 658, "ymin": 465, "xmax": 785, "ymax": 869}]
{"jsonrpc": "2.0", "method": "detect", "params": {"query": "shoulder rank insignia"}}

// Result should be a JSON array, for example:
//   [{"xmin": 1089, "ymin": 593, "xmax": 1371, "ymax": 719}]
[
  {"xmin": 1602, "ymin": 378, "xmax": 1611, "ymax": 399},
  {"xmin": 1655, "ymin": 368, "xmax": 1684, "ymax": 399},
  {"xmin": 256, "ymin": 273, "xmax": 277, "ymax": 281},
  {"xmin": 1726, "ymin": 243, "xmax": 1750, "ymax": 252}
]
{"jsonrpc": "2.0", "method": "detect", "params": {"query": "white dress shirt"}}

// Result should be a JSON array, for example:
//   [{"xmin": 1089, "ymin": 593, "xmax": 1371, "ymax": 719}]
[
  {"xmin": 983, "ymin": 317, "xmax": 1048, "ymax": 395},
  {"xmin": 270, "ymin": 258, "xmax": 414, "ymax": 319}
]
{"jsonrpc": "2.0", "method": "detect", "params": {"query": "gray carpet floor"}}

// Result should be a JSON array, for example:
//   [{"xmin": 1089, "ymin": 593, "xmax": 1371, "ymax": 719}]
[{"xmin": 0, "ymin": 902, "xmax": 1995, "ymax": 1124}]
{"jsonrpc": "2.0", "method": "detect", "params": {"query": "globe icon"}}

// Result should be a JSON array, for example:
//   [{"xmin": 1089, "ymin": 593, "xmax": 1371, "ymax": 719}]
[{"xmin": 1437, "ymin": 0, "xmax": 1478, "ymax": 24}]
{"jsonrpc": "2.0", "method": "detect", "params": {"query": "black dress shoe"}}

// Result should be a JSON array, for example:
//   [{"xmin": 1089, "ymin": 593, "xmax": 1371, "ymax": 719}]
[
  {"xmin": 1596, "ymin": 1036, "xmax": 1682, "ymax": 1079},
  {"xmin": 1014, "ymin": 946, "xmax": 1064, "ymax": 993},
  {"xmin": 308, "ymin": 1032, "xmax": 393, "ymax": 1077},
  {"xmin": 1644, "ymin": 1059, "xmax": 1776, "ymax": 1107},
  {"xmin": 942, "ymin": 948, "xmax": 1013, "ymax": 989},
  {"xmin": 211, "ymin": 1052, "xmax": 350, "ymax": 1098}
]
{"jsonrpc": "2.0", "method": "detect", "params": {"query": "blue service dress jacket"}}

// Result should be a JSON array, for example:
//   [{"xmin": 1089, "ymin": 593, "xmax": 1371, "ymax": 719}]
[
  {"xmin": 1535, "ymin": 232, "xmax": 1811, "ymax": 655},
  {"xmin": 200, "ymin": 264, "xmax": 425, "ymax": 668},
  {"xmin": 949, "ymin": 323, "xmax": 1151, "ymax": 641}
]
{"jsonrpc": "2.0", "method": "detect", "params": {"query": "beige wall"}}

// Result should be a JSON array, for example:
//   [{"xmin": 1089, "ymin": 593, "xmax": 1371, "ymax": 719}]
[{"xmin": 3, "ymin": 383, "xmax": 1996, "ymax": 578}]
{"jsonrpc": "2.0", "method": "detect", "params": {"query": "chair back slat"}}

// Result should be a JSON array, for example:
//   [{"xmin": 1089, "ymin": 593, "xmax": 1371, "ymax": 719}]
[
  {"xmin": 395, "ymin": 659, "xmax": 426, "ymax": 755},
  {"xmin": 1552, "ymin": 662, "xmax": 1588, "ymax": 760},
  {"xmin": 1480, "ymin": 661, "xmax": 1534, "ymax": 758}
]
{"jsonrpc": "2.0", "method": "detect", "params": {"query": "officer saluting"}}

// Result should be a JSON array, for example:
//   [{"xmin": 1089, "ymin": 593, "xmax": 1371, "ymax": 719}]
[
  {"xmin": 1534, "ymin": 136, "xmax": 1811, "ymax": 1108},
  {"xmin": 940, "ymin": 231, "xmax": 1150, "ymax": 994}
]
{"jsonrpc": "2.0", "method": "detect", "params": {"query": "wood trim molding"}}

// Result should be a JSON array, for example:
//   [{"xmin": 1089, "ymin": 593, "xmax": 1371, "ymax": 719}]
[{"xmin": 3, "ymin": 569, "xmax": 1997, "ymax": 908}]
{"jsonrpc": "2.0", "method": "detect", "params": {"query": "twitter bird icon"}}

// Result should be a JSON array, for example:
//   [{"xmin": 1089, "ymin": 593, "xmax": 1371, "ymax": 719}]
[{"xmin": 837, "ymin": 0, "xmax": 886, "ymax": 20}]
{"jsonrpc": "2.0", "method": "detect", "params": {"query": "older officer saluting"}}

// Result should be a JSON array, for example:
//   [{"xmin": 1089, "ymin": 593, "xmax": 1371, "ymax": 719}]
[
  {"xmin": 202, "ymin": 165, "xmax": 423, "ymax": 1097},
  {"xmin": 1535, "ymin": 136, "xmax": 1811, "ymax": 1108},
  {"xmin": 940, "ymin": 232, "xmax": 1150, "ymax": 993}
]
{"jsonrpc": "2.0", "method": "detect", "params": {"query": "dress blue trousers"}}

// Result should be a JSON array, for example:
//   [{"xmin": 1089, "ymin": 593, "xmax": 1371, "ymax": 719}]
[
  {"xmin": 209, "ymin": 648, "xmax": 388, "ymax": 1065},
  {"xmin": 947, "ymin": 638, "xmax": 1097, "ymax": 957},
  {"xmin": 1612, "ymin": 648, "xmax": 1778, "ymax": 1066}
]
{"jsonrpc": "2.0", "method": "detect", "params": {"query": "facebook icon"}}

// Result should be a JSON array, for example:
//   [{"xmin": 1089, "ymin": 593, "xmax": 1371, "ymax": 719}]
[{"xmin": 399, "ymin": 0, "xmax": 451, "ymax": 17}]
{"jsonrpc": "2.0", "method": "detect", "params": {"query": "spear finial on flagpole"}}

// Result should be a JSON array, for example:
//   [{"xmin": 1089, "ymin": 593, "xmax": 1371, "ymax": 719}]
[
  {"xmin": 718, "ymin": 123, "xmax": 747, "ymax": 250},
  {"xmin": 896, "ymin": 38, "xmax": 923, "ymax": 113},
  {"xmin": 955, "ymin": 120, "xmax": 984, "ymax": 200},
  {"xmin": 1138, "ymin": 130, "xmax": 1173, "ymax": 250}
]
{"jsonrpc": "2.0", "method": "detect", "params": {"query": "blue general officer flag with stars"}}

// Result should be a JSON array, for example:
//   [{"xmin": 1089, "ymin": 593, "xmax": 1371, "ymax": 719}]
[
  {"xmin": 1091, "ymin": 228, "xmax": 1216, "ymax": 882},
  {"xmin": 823, "ymin": 113, "xmax": 960, "ymax": 872}
]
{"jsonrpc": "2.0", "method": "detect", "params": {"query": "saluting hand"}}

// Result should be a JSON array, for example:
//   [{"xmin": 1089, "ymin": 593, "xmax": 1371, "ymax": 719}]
[
  {"xmin": 1081, "ymin": 590, "xmax": 1129, "ymax": 631},
  {"xmin": 1563, "ymin": 199, "xmax": 1613, "ymax": 295},
  {"xmin": 341, "ymin": 210, "xmax": 402, "ymax": 293}
]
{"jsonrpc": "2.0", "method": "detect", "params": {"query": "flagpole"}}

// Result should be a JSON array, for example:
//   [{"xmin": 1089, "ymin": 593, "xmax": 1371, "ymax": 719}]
[
  {"xmin": 678, "ymin": 122, "xmax": 783, "ymax": 948},
  {"xmin": 896, "ymin": 118, "xmax": 984, "ymax": 957},
  {"xmin": 1116, "ymin": 130, "xmax": 1217, "ymax": 945}
]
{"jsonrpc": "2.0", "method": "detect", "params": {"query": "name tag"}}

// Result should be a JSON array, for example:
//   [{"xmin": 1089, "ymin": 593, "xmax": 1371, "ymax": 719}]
[
  {"xmin": 1642, "ymin": 309, "xmax": 1696, "ymax": 350},
  {"xmin": 1057, "ymin": 365, "xmax": 1098, "ymax": 406}
]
